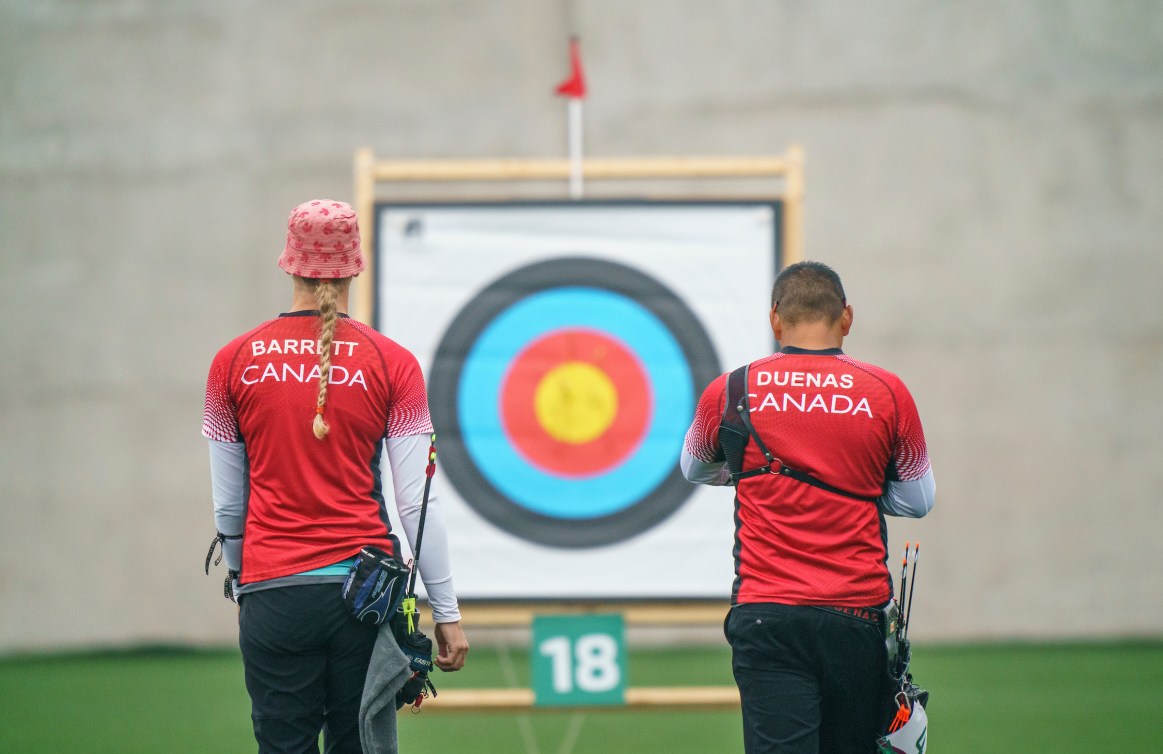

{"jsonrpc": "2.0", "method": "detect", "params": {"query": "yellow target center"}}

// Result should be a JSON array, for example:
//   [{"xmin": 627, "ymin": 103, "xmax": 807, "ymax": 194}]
[{"xmin": 533, "ymin": 361, "xmax": 618, "ymax": 444}]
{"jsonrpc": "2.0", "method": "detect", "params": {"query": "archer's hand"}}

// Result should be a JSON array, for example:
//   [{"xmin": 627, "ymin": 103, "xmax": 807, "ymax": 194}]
[{"xmin": 433, "ymin": 621, "xmax": 469, "ymax": 671}]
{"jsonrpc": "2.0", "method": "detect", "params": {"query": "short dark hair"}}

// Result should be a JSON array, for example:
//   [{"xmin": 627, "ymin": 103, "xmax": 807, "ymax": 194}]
[{"xmin": 770, "ymin": 261, "xmax": 847, "ymax": 325}]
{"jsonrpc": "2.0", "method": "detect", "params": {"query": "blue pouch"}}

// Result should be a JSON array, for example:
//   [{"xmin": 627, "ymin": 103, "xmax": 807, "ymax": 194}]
[{"xmin": 341, "ymin": 546, "xmax": 410, "ymax": 626}]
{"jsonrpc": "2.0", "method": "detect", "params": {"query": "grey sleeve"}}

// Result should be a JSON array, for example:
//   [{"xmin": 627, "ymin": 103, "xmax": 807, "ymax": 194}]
[
  {"xmin": 877, "ymin": 468, "xmax": 936, "ymax": 518},
  {"xmin": 208, "ymin": 439, "xmax": 248, "ymax": 571},
  {"xmin": 679, "ymin": 447, "xmax": 733, "ymax": 486},
  {"xmin": 385, "ymin": 434, "xmax": 461, "ymax": 624}
]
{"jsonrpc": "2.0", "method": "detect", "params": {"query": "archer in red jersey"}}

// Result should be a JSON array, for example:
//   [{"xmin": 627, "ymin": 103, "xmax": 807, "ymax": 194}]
[
  {"xmin": 681, "ymin": 261, "xmax": 934, "ymax": 754},
  {"xmin": 203, "ymin": 199, "xmax": 468, "ymax": 754}
]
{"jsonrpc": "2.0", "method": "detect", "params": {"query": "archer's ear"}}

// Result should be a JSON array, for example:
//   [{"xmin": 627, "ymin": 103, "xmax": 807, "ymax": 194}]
[
  {"xmin": 770, "ymin": 305, "xmax": 782, "ymax": 340},
  {"xmin": 840, "ymin": 304, "xmax": 854, "ymax": 336}
]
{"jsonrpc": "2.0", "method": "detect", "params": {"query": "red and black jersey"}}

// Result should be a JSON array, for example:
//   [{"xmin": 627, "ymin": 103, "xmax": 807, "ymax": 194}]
[
  {"xmin": 202, "ymin": 312, "xmax": 434, "ymax": 584},
  {"xmin": 684, "ymin": 347, "xmax": 930, "ymax": 608}
]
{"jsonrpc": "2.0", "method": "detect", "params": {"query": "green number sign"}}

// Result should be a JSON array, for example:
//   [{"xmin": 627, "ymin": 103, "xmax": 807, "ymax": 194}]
[{"xmin": 532, "ymin": 614, "xmax": 626, "ymax": 707}]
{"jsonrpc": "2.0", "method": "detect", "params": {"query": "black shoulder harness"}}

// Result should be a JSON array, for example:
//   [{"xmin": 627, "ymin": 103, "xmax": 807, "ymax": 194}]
[{"xmin": 717, "ymin": 364, "xmax": 879, "ymax": 503}]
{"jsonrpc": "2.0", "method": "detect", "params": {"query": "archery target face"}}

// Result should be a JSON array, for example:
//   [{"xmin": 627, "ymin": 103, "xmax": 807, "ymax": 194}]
[
  {"xmin": 375, "ymin": 202, "xmax": 779, "ymax": 599},
  {"xmin": 428, "ymin": 257, "xmax": 719, "ymax": 547}
]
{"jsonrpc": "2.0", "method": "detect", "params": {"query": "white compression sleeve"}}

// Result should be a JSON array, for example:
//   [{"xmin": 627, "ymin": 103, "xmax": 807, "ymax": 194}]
[
  {"xmin": 386, "ymin": 434, "xmax": 461, "ymax": 623},
  {"xmin": 208, "ymin": 439, "xmax": 248, "ymax": 571},
  {"xmin": 877, "ymin": 468, "xmax": 936, "ymax": 518},
  {"xmin": 680, "ymin": 447, "xmax": 733, "ymax": 486}
]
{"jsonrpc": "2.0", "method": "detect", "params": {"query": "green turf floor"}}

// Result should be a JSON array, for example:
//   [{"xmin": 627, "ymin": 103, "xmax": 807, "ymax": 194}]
[{"xmin": 1, "ymin": 642, "xmax": 1160, "ymax": 753}]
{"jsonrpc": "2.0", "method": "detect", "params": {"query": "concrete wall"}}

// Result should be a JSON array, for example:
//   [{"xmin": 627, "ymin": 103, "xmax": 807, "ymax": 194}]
[{"xmin": 2, "ymin": 0, "xmax": 1161, "ymax": 651}]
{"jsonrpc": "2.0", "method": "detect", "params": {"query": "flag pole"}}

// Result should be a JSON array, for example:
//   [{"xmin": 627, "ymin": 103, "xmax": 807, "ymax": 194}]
[
  {"xmin": 555, "ymin": 37, "xmax": 587, "ymax": 200},
  {"xmin": 568, "ymin": 98, "xmax": 583, "ymax": 199}
]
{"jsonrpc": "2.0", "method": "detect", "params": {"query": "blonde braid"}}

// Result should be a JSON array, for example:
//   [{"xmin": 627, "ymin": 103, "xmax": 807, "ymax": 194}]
[{"xmin": 312, "ymin": 280, "xmax": 339, "ymax": 440}]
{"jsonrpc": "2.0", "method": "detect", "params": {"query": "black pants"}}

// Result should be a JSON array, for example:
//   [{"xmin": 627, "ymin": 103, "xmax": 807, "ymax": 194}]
[
  {"xmin": 239, "ymin": 583, "xmax": 379, "ymax": 754},
  {"xmin": 726, "ymin": 602, "xmax": 889, "ymax": 754}
]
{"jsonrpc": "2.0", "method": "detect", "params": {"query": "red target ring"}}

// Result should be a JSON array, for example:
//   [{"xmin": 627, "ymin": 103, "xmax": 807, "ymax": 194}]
[{"xmin": 500, "ymin": 329, "xmax": 652, "ymax": 477}]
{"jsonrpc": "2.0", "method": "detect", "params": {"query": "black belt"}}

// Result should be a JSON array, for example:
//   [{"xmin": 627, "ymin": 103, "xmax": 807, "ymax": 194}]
[{"xmin": 811, "ymin": 605, "xmax": 882, "ymax": 626}]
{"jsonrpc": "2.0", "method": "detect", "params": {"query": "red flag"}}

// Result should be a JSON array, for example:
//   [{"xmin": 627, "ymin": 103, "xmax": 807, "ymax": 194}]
[{"xmin": 555, "ymin": 37, "xmax": 586, "ymax": 99}]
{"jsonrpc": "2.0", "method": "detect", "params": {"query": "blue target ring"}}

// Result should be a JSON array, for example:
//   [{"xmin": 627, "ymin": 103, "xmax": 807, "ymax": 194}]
[
  {"xmin": 459, "ymin": 287, "xmax": 694, "ymax": 519},
  {"xmin": 429, "ymin": 257, "xmax": 720, "ymax": 548}
]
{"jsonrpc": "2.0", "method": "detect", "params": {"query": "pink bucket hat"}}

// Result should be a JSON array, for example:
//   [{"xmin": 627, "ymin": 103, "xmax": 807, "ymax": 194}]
[{"xmin": 278, "ymin": 199, "xmax": 365, "ymax": 279}]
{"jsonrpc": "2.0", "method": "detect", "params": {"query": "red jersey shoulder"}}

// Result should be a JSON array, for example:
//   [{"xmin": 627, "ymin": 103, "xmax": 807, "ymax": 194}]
[
  {"xmin": 215, "ymin": 320, "xmax": 282, "ymax": 367},
  {"xmin": 345, "ymin": 319, "xmax": 413, "ymax": 360},
  {"xmin": 203, "ymin": 319, "xmax": 283, "ymax": 442},
  {"xmin": 750, "ymin": 352, "xmax": 789, "ymax": 371},
  {"xmin": 343, "ymin": 320, "xmax": 425, "ymax": 384},
  {"xmin": 834, "ymin": 354, "xmax": 908, "ymax": 393},
  {"xmin": 684, "ymin": 371, "xmax": 729, "ymax": 462},
  {"xmin": 345, "ymin": 320, "xmax": 434, "ymax": 437},
  {"xmin": 837, "ymin": 354, "xmax": 930, "ymax": 480}
]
